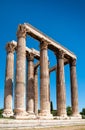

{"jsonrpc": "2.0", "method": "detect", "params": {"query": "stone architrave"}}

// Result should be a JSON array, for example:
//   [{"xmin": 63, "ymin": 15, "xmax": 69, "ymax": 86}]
[
  {"xmin": 70, "ymin": 59, "xmax": 79, "ymax": 117},
  {"xmin": 34, "ymin": 68, "xmax": 38, "ymax": 115},
  {"xmin": 14, "ymin": 25, "xmax": 27, "ymax": 117},
  {"xmin": 3, "ymin": 43, "xmax": 15, "ymax": 117},
  {"xmin": 56, "ymin": 50, "xmax": 67, "ymax": 117},
  {"xmin": 26, "ymin": 53, "xmax": 35, "ymax": 117},
  {"xmin": 39, "ymin": 40, "xmax": 52, "ymax": 118}
]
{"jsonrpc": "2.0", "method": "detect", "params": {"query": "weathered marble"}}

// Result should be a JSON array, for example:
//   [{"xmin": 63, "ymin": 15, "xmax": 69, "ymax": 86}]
[
  {"xmin": 14, "ymin": 25, "xmax": 27, "ymax": 117},
  {"xmin": 26, "ymin": 53, "xmax": 35, "ymax": 115},
  {"xmin": 3, "ymin": 43, "xmax": 15, "ymax": 117},
  {"xmin": 70, "ymin": 59, "xmax": 80, "ymax": 117},
  {"xmin": 56, "ymin": 50, "xmax": 67, "ymax": 117},
  {"xmin": 3, "ymin": 23, "xmax": 80, "ymax": 120},
  {"xmin": 34, "ymin": 68, "xmax": 38, "ymax": 115},
  {"xmin": 39, "ymin": 40, "xmax": 52, "ymax": 118}
]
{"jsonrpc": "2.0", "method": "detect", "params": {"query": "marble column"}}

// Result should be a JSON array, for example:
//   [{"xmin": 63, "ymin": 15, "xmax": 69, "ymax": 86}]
[
  {"xmin": 34, "ymin": 68, "xmax": 38, "ymax": 115},
  {"xmin": 3, "ymin": 43, "xmax": 15, "ymax": 117},
  {"xmin": 39, "ymin": 40, "xmax": 51, "ymax": 117},
  {"xmin": 70, "ymin": 59, "xmax": 79, "ymax": 116},
  {"xmin": 56, "ymin": 50, "xmax": 67, "ymax": 117},
  {"xmin": 14, "ymin": 25, "xmax": 27, "ymax": 117},
  {"xmin": 26, "ymin": 53, "xmax": 35, "ymax": 115},
  {"xmin": 48, "ymin": 63, "xmax": 50, "ymax": 108}
]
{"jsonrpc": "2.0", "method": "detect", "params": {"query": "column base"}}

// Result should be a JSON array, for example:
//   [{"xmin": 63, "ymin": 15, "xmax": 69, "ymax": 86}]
[
  {"xmin": 69, "ymin": 113, "xmax": 82, "ymax": 119},
  {"xmin": 14, "ymin": 110, "xmax": 36, "ymax": 119},
  {"xmin": 27, "ymin": 111, "xmax": 36, "ymax": 119},
  {"xmin": 38, "ymin": 112, "xmax": 53, "ymax": 119},
  {"xmin": 2, "ymin": 109, "xmax": 14, "ymax": 117},
  {"xmin": 14, "ymin": 109, "xmax": 29, "ymax": 119},
  {"xmin": 55, "ymin": 114, "xmax": 69, "ymax": 120}
]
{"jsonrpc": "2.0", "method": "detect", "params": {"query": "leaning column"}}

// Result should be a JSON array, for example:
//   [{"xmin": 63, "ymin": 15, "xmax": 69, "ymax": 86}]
[
  {"xmin": 70, "ymin": 59, "xmax": 81, "ymax": 118},
  {"xmin": 39, "ymin": 40, "xmax": 52, "ymax": 118},
  {"xmin": 3, "ymin": 42, "xmax": 15, "ymax": 117},
  {"xmin": 26, "ymin": 53, "xmax": 35, "ymax": 118},
  {"xmin": 14, "ymin": 25, "xmax": 27, "ymax": 118},
  {"xmin": 56, "ymin": 50, "xmax": 67, "ymax": 118}
]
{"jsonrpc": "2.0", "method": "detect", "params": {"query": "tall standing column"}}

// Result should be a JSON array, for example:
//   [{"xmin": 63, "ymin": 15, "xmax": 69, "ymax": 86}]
[
  {"xmin": 3, "ymin": 43, "xmax": 15, "ymax": 117},
  {"xmin": 48, "ymin": 62, "xmax": 50, "ymax": 104},
  {"xmin": 26, "ymin": 53, "xmax": 35, "ymax": 116},
  {"xmin": 34, "ymin": 68, "xmax": 38, "ymax": 115},
  {"xmin": 56, "ymin": 50, "xmax": 67, "ymax": 117},
  {"xmin": 70, "ymin": 59, "xmax": 79, "ymax": 117},
  {"xmin": 39, "ymin": 40, "xmax": 52, "ymax": 118},
  {"xmin": 14, "ymin": 25, "xmax": 27, "ymax": 117}
]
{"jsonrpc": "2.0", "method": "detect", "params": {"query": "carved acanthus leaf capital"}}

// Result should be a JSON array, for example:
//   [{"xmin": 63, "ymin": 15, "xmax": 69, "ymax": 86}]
[
  {"xmin": 55, "ymin": 50, "xmax": 64, "ymax": 59},
  {"xmin": 17, "ymin": 24, "xmax": 27, "ymax": 38},
  {"xmin": 70, "ymin": 59, "xmax": 76, "ymax": 66},
  {"xmin": 6, "ymin": 43, "xmax": 16, "ymax": 53},
  {"xmin": 27, "ymin": 52, "xmax": 34, "ymax": 61},
  {"xmin": 40, "ymin": 39, "xmax": 49, "ymax": 50}
]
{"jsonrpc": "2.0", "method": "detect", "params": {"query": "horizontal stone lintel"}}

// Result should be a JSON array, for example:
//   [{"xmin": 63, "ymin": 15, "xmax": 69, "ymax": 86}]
[
  {"xmin": 24, "ymin": 23, "xmax": 76, "ymax": 60},
  {"xmin": 49, "ymin": 58, "xmax": 68, "ymax": 73},
  {"xmin": 7, "ymin": 40, "xmax": 40, "ymax": 60}
]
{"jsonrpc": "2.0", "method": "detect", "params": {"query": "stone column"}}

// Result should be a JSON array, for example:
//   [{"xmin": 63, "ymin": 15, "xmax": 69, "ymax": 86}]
[
  {"xmin": 26, "ymin": 53, "xmax": 35, "ymax": 116},
  {"xmin": 56, "ymin": 50, "xmax": 67, "ymax": 117},
  {"xmin": 3, "ymin": 43, "xmax": 15, "ymax": 117},
  {"xmin": 34, "ymin": 68, "xmax": 38, "ymax": 115},
  {"xmin": 39, "ymin": 40, "xmax": 52, "ymax": 118},
  {"xmin": 48, "ymin": 62, "xmax": 50, "ymax": 103},
  {"xmin": 70, "ymin": 59, "xmax": 79, "ymax": 117},
  {"xmin": 14, "ymin": 25, "xmax": 27, "ymax": 117}
]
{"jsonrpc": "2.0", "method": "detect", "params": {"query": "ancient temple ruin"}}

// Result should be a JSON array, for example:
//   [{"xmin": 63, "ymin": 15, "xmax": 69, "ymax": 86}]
[{"xmin": 3, "ymin": 23, "xmax": 81, "ymax": 119}]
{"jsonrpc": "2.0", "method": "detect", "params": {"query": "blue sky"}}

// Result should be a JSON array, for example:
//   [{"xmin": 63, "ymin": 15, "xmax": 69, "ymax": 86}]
[{"xmin": 0, "ymin": 0, "xmax": 85, "ymax": 112}]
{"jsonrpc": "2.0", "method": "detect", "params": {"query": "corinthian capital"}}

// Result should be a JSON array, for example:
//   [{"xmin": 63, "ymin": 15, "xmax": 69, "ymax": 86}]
[
  {"xmin": 55, "ymin": 50, "xmax": 64, "ymax": 59},
  {"xmin": 40, "ymin": 39, "xmax": 48, "ymax": 50},
  {"xmin": 17, "ymin": 24, "xmax": 27, "ymax": 38},
  {"xmin": 70, "ymin": 59, "xmax": 76, "ymax": 66},
  {"xmin": 6, "ymin": 43, "xmax": 16, "ymax": 53},
  {"xmin": 27, "ymin": 52, "xmax": 34, "ymax": 61}
]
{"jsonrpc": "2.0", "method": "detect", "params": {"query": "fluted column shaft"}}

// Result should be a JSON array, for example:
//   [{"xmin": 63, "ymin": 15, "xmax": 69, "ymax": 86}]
[
  {"xmin": 70, "ymin": 59, "xmax": 78, "ymax": 116},
  {"xmin": 40, "ymin": 41, "xmax": 50, "ymax": 116},
  {"xmin": 14, "ymin": 25, "xmax": 27, "ymax": 115},
  {"xmin": 34, "ymin": 68, "xmax": 38, "ymax": 115},
  {"xmin": 3, "ymin": 43, "xmax": 15, "ymax": 117},
  {"xmin": 26, "ymin": 53, "xmax": 34, "ymax": 114},
  {"xmin": 56, "ymin": 50, "xmax": 66, "ymax": 116},
  {"xmin": 48, "ymin": 62, "xmax": 50, "ymax": 103}
]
